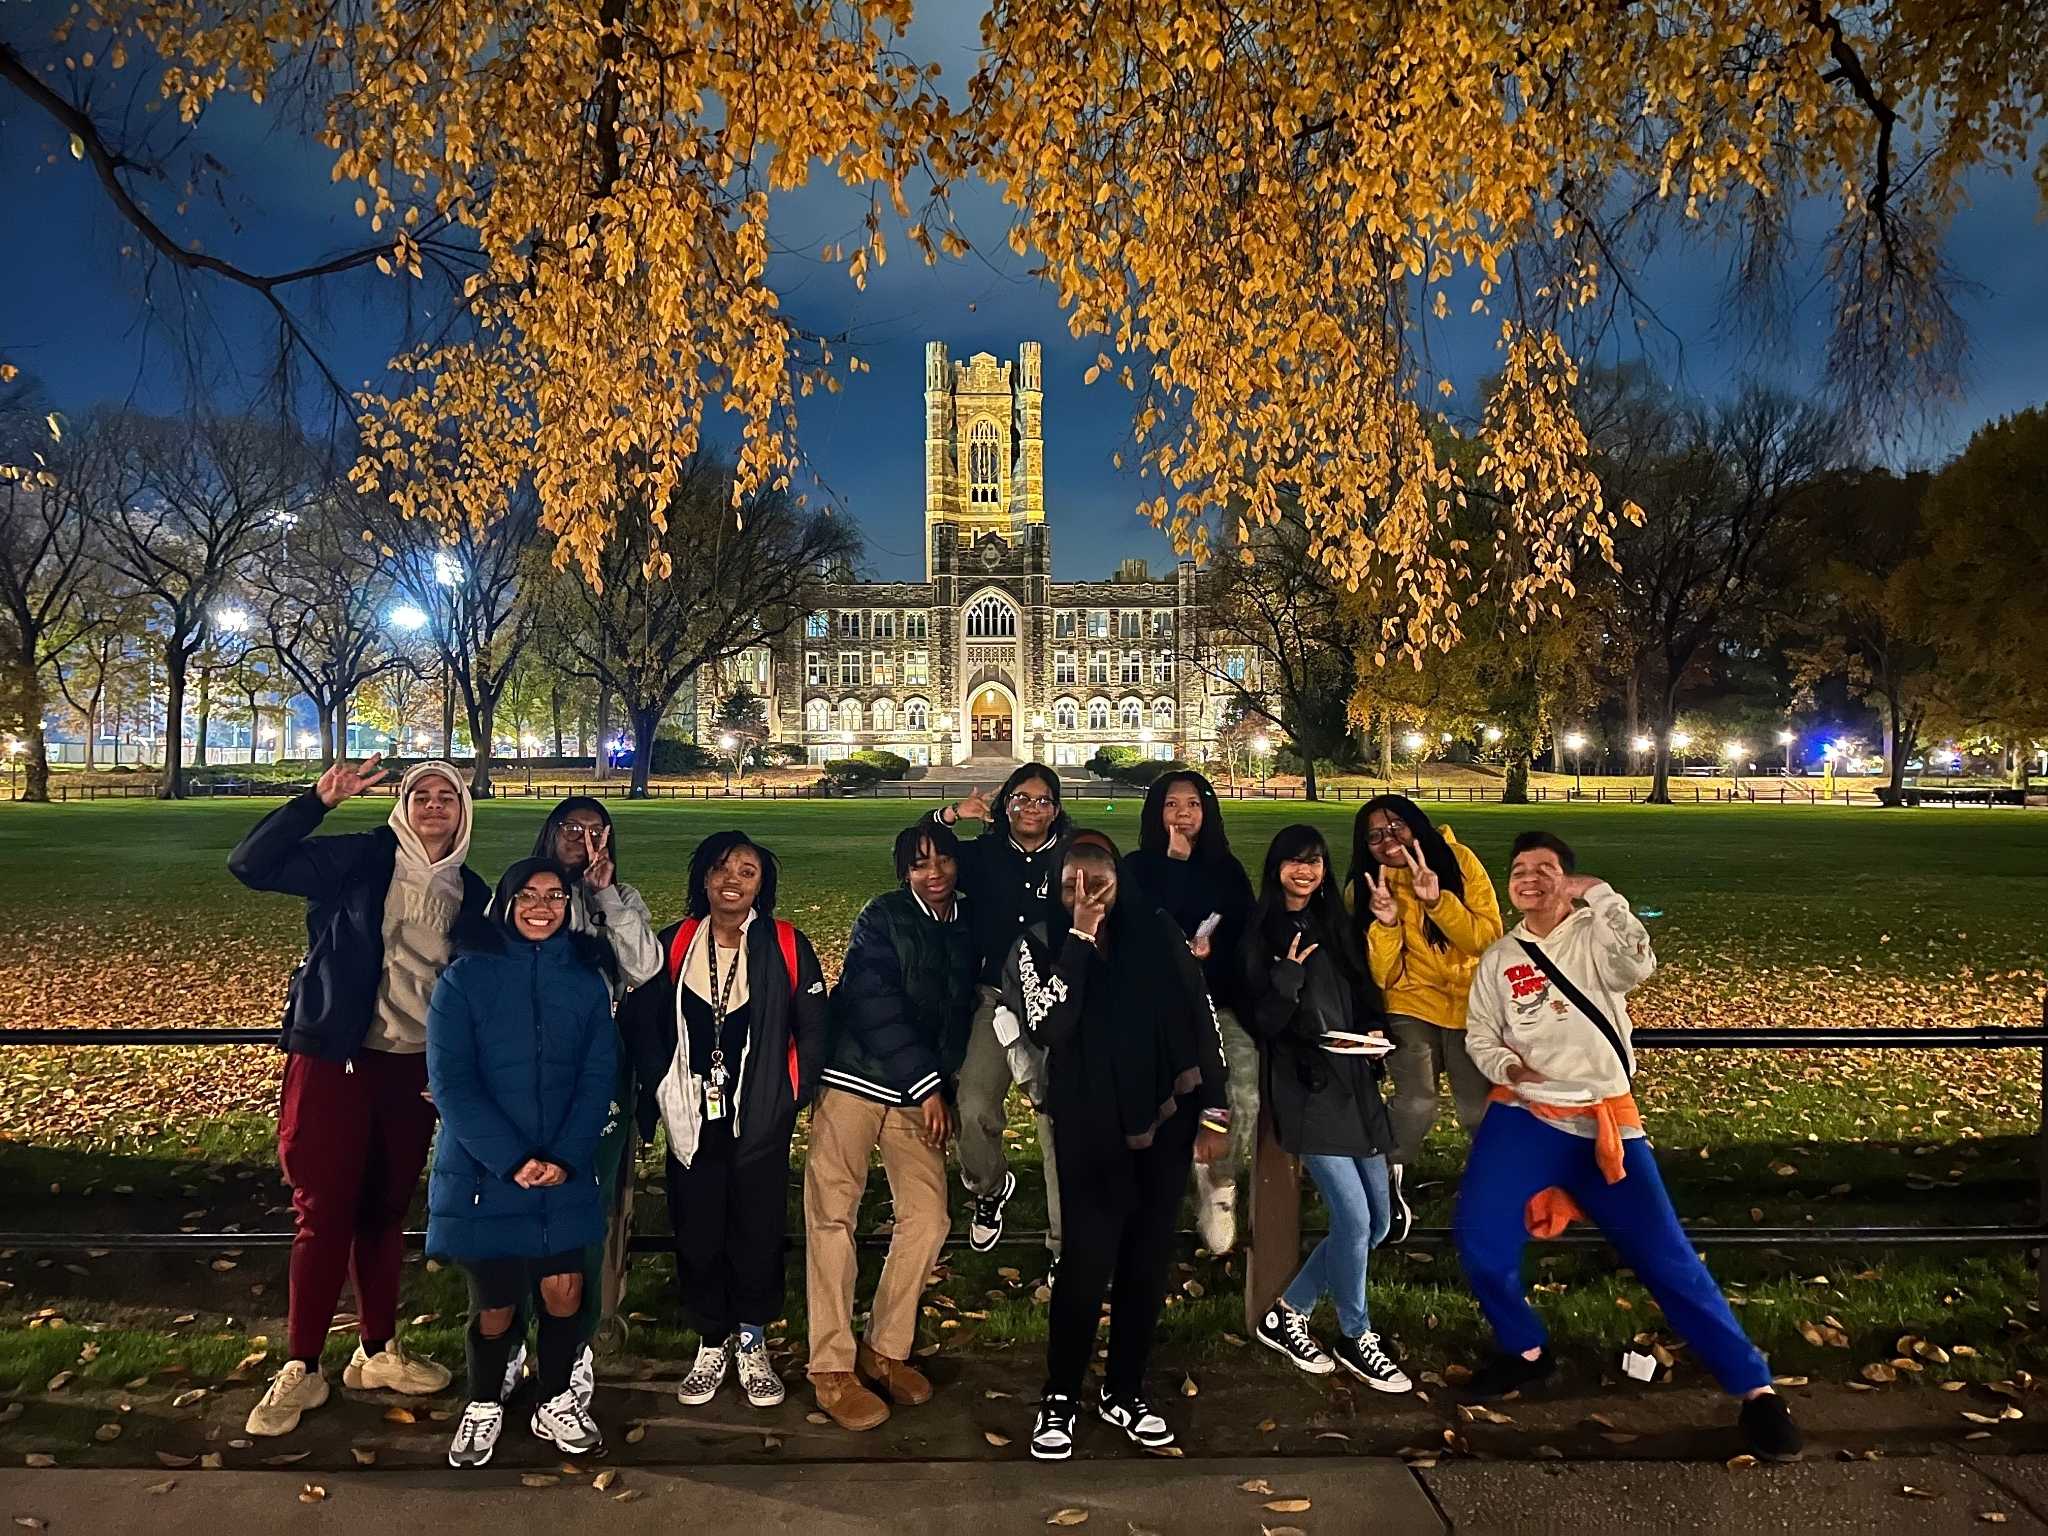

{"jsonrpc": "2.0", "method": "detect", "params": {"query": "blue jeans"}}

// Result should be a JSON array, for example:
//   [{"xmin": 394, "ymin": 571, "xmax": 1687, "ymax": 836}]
[
  {"xmin": 1281, "ymin": 1153, "xmax": 1392, "ymax": 1338},
  {"xmin": 1454, "ymin": 1103, "xmax": 1772, "ymax": 1396}
]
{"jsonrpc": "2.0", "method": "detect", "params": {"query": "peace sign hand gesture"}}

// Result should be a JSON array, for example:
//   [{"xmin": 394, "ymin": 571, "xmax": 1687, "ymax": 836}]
[
  {"xmin": 1070, "ymin": 867, "xmax": 1112, "ymax": 937},
  {"xmin": 316, "ymin": 752, "xmax": 390, "ymax": 809},
  {"xmin": 1399, "ymin": 842, "xmax": 1441, "ymax": 904},
  {"xmin": 1284, "ymin": 931, "xmax": 1320, "ymax": 966},
  {"xmin": 1362, "ymin": 867, "xmax": 1400, "ymax": 927},
  {"xmin": 584, "ymin": 824, "xmax": 615, "ymax": 891}
]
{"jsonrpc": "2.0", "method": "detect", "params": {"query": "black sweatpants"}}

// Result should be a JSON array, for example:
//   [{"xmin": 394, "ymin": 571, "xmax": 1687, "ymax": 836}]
[
  {"xmin": 664, "ymin": 1117, "xmax": 792, "ymax": 1344},
  {"xmin": 1044, "ymin": 1108, "xmax": 1198, "ymax": 1400}
]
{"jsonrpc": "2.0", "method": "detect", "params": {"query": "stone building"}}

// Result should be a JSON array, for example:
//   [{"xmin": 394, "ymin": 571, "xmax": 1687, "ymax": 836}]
[{"xmin": 700, "ymin": 340, "xmax": 1254, "ymax": 771}]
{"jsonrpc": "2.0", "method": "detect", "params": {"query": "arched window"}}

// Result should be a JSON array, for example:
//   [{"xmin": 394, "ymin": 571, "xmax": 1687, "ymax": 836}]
[
  {"xmin": 1121, "ymin": 698, "xmax": 1143, "ymax": 730},
  {"xmin": 968, "ymin": 419, "xmax": 1001, "ymax": 505},
  {"xmin": 837, "ymin": 698, "xmax": 863, "ymax": 733},
  {"xmin": 1054, "ymin": 698, "xmax": 1079, "ymax": 731},
  {"xmin": 1152, "ymin": 698, "xmax": 1175, "ymax": 727},
  {"xmin": 904, "ymin": 697, "xmax": 929, "ymax": 731},
  {"xmin": 871, "ymin": 697, "xmax": 896, "ymax": 732},
  {"xmin": 1087, "ymin": 698, "xmax": 1110, "ymax": 732},
  {"xmin": 965, "ymin": 592, "xmax": 1018, "ymax": 638},
  {"xmin": 804, "ymin": 699, "xmax": 829, "ymax": 733}
]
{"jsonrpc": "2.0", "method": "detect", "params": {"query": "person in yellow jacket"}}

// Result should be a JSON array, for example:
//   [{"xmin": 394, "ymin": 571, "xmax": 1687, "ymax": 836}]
[{"xmin": 1348, "ymin": 794, "xmax": 1504, "ymax": 1240}]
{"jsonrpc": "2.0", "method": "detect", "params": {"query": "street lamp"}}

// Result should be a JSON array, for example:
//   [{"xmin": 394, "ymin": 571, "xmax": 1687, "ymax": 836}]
[
  {"xmin": 1671, "ymin": 730, "xmax": 1692, "ymax": 773},
  {"xmin": 432, "ymin": 553, "xmax": 464, "ymax": 759},
  {"xmin": 1777, "ymin": 728, "xmax": 1795, "ymax": 775},
  {"xmin": 719, "ymin": 732, "xmax": 738, "ymax": 794},
  {"xmin": 1630, "ymin": 734, "xmax": 1653, "ymax": 775},
  {"xmin": 1723, "ymin": 740, "xmax": 1746, "ymax": 790},
  {"xmin": 1403, "ymin": 731, "xmax": 1425, "ymax": 792},
  {"xmin": 389, "ymin": 603, "xmax": 428, "ymax": 633},
  {"xmin": 214, "ymin": 606, "xmax": 250, "ymax": 635},
  {"xmin": 4, "ymin": 736, "xmax": 20, "ymax": 799},
  {"xmin": 1252, "ymin": 733, "xmax": 1271, "ymax": 790},
  {"xmin": 1565, "ymin": 731, "xmax": 1586, "ymax": 796}
]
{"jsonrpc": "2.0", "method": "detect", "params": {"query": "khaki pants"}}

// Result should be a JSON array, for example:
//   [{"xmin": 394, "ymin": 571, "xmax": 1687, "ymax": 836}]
[{"xmin": 804, "ymin": 1088, "xmax": 952, "ymax": 1377}]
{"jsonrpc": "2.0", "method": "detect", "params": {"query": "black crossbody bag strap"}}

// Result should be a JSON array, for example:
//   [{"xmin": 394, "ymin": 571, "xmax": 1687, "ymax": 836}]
[{"xmin": 1515, "ymin": 938, "xmax": 1632, "ymax": 1081}]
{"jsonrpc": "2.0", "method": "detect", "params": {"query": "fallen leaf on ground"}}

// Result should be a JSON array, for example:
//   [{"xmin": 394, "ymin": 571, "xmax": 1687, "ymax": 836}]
[
  {"xmin": 1047, "ymin": 1511, "xmax": 1089, "ymax": 1527},
  {"xmin": 1861, "ymin": 1363, "xmax": 1898, "ymax": 1384},
  {"xmin": 613, "ymin": 1490, "xmax": 644, "ymax": 1504},
  {"xmin": 351, "ymin": 1448, "xmax": 376, "ymax": 1467},
  {"xmin": 199, "ymin": 1453, "xmax": 222, "ymax": 1470},
  {"xmin": 155, "ymin": 1453, "xmax": 196, "ymax": 1469},
  {"xmin": 1144, "ymin": 1445, "xmax": 1184, "ymax": 1458},
  {"xmin": 14, "ymin": 1519, "xmax": 47, "ymax": 1531},
  {"xmin": 146, "ymin": 1480, "xmax": 177, "ymax": 1495},
  {"xmin": 519, "ymin": 1474, "xmax": 559, "ymax": 1488},
  {"xmin": 1264, "ymin": 1499, "xmax": 1312, "ymax": 1513},
  {"xmin": 24, "ymin": 1455, "xmax": 55, "ymax": 1468},
  {"xmin": 1239, "ymin": 1479, "xmax": 1274, "ymax": 1495},
  {"xmin": 94, "ymin": 1423, "xmax": 122, "ymax": 1442},
  {"xmin": 298, "ymin": 1485, "xmax": 326, "ymax": 1504},
  {"xmin": 1181, "ymin": 1375, "xmax": 1198, "ymax": 1397},
  {"xmin": 1901, "ymin": 1486, "xmax": 1936, "ymax": 1500},
  {"xmin": 171, "ymin": 1389, "xmax": 208, "ymax": 1408},
  {"xmin": 262, "ymin": 1453, "xmax": 310, "ymax": 1466},
  {"xmin": 625, "ymin": 1424, "xmax": 646, "ymax": 1444},
  {"xmin": 806, "ymin": 1412, "xmax": 830, "ymax": 1425},
  {"xmin": 985, "ymin": 1431, "xmax": 1011, "ymax": 1447},
  {"xmin": 382, "ymin": 1407, "xmax": 416, "ymax": 1425},
  {"xmin": 1726, "ymin": 1455, "xmax": 1757, "ymax": 1471},
  {"xmin": 1981, "ymin": 1513, "xmax": 2009, "ymax": 1523},
  {"xmin": 592, "ymin": 1470, "xmax": 617, "ymax": 1492},
  {"xmin": 44, "ymin": 1372, "xmax": 71, "ymax": 1393}
]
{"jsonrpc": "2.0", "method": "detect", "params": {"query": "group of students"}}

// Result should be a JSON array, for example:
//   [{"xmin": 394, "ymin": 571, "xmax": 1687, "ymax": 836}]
[{"xmin": 226, "ymin": 754, "xmax": 1803, "ymax": 1470}]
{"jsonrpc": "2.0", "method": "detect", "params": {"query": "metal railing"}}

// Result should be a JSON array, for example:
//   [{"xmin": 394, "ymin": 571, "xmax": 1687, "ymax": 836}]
[{"xmin": 5, "ymin": 1012, "xmax": 2046, "ymax": 1294}]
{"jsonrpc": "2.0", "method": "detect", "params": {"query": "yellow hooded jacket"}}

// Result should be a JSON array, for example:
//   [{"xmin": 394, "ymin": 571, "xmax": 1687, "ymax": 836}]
[{"xmin": 1361, "ymin": 827, "xmax": 1503, "ymax": 1030}]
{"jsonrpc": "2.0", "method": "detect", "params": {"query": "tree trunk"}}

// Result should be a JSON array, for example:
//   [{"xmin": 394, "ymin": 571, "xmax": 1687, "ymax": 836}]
[
  {"xmin": 1880, "ymin": 713, "xmax": 1896, "ymax": 782},
  {"xmin": 315, "ymin": 708, "xmax": 335, "ymax": 767},
  {"xmin": 628, "ymin": 704, "xmax": 661, "ymax": 798},
  {"xmin": 1377, "ymin": 718, "xmax": 1393, "ymax": 783},
  {"xmin": 332, "ymin": 696, "xmax": 349, "ymax": 766},
  {"xmin": 1503, "ymin": 755, "xmax": 1530, "ymax": 804},
  {"xmin": 1624, "ymin": 661, "xmax": 1642, "ymax": 746},
  {"xmin": 1883, "ymin": 687, "xmax": 1916, "ymax": 806},
  {"xmin": 1301, "ymin": 751, "xmax": 1320, "ymax": 803},
  {"xmin": 157, "ymin": 647, "xmax": 189, "ymax": 800},
  {"xmin": 466, "ymin": 694, "xmax": 497, "ymax": 798},
  {"xmin": 2006, "ymin": 737, "xmax": 2023, "ymax": 791},
  {"xmin": 593, "ymin": 685, "xmax": 612, "ymax": 782},
  {"xmin": 441, "ymin": 659, "xmax": 457, "ymax": 759},
  {"xmin": 1550, "ymin": 733, "xmax": 1566, "ymax": 773},
  {"xmin": 193, "ymin": 669, "xmax": 212, "ymax": 769},
  {"xmin": 550, "ymin": 683, "xmax": 566, "ymax": 758}
]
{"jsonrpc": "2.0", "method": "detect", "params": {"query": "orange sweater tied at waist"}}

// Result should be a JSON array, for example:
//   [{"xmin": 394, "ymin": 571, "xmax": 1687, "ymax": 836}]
[{"xmin": 1486, "ymin": 1086, "xmax": 1644, "ymax": 1238}]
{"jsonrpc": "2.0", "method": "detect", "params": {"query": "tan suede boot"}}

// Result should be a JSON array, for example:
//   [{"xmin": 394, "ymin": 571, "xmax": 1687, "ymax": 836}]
[
  {"xmin": 813, "ymin": 1371, "xmax": 890, "ymax": 1431},
  {"xmin": 857, "ymin": 1342, "xmax": 934, "ymax": 1406}
]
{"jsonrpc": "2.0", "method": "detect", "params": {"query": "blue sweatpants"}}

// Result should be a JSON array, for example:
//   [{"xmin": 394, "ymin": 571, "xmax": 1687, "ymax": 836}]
[{"xmin": 1453, "ymin": 1103, "xmax": 1771, "ymax": 1396}]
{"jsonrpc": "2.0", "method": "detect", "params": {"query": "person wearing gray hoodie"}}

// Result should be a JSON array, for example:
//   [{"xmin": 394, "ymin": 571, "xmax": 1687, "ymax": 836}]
[{"xmin": 228, "ymin": 754, "xmax": 490, "ymax": 1436}]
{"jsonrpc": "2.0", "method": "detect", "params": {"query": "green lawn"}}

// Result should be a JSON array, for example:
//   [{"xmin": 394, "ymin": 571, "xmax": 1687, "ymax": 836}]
[{"xmin": 1, "ymin": 798, "xmax": 2045, "ymax": 1412}]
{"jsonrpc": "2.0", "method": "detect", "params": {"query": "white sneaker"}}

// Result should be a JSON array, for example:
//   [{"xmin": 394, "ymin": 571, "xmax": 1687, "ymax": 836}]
[
  {"xmin": 1388, "ymin": 1164, "xmax": 1414, "ymax": 1245},
  {"xmin": 735, "ymin": 1334, "xmax": 785, "ymax": 1408},
  {"xmin": 447, "ymin": 1400, "xmax": 504, "ymax": 1467},
  {"xmin": 1195, "ymin": 1177, "xmax": 1238, "ymax": 1254},
  {"xmin": 343, "ymin": 1338, "xmax": 452, "ymax": 1395},
  {"xmin": 968, "ymin": 1168, "xmax": 1017, "ymax": 1252},
  {"xmin": 1097, "ymin": 1389, "xmax": 1175, "ymax": 1449},
  {"xmin": 531, "ymin": 1387, "xmax": 603, "ymax": 1456},
  {"xmin": 676, "ymin": 1340, "xmax": 730, "ymax": 1406},
  {"xmin": 245, "ymin": 1360, "xmax": 329, "ymax": 1437},
  {"xmin": 571, "ymin": 1342, "xmax": 596, "ymax": 1411},
  {"xmin": 501, "ymin": 1343, "xmax": 529, "ymax": 1400}
]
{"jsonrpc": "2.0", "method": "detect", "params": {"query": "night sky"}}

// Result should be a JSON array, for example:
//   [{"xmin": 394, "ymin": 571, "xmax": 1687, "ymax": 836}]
[{"xmin": 4, "ymin": 2, "xmax": 2045, "ymax": 583}]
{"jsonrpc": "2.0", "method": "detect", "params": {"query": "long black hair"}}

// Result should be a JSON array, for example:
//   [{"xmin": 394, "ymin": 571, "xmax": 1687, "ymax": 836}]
[
  {"xmin": 458, "ymin": 856, "xmax": 617, "ymax": 984},
  {"xmin": 686, "ymin": 830, "xmax": 780, "ymax": 919},
  {"xmin": 1137, "ymin": 769, "xmax": 1233, "ymax": 865},
  {"xmin": 1349, "ymin": 793, "xmax": 1465, "ymax": 951},
  {"xmin": 531, "ymin": 795, "xmax": 619, "ymax": 877},
  {"xmin": 993, "ymin": 761, "xmax": 1072, "ymax": 842},
  {"xmin": 1250, "ymin": 824, "xmax": 1364, "ymax": 981}
]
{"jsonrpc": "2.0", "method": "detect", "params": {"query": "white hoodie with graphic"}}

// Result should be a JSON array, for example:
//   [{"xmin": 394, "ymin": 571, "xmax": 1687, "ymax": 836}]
[{"xmin": 368, "ymin": 761, "xmax": 474, "ymax": 1054}]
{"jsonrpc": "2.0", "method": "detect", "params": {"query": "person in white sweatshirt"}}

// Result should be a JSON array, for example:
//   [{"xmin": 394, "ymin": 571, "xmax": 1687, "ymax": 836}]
[{"xmin": 1452, "ymin": 830, "xmax": 1802, "ymax": 1463}]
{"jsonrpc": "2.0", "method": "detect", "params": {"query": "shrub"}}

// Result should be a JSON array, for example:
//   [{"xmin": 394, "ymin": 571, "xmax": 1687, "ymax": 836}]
[
  {"xmin": 758, "ymin": 741, "xmax": 807, "ymax": 768},
  {"xmin": 649, "ymin": 735, "xmax": 716, "ymax": 774},
  {"xmin": 851, "ymin": 748, "xmax": 911, "ymax": 780},
  {"xmin": 820, "ymin": 758, "xmax": 884, "ymax": 791},
  {"xmin": 1110, "ymin": 756, "xmax": 1189, "ymax": 787},
  {"xmin": 1086, "ymin": 744, "xmax": 1144, "ymax": 778}
]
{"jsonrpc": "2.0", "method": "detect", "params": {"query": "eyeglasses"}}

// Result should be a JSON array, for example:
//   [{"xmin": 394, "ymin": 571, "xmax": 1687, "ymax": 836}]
[
  {"xmin": 1008, "ymin": 793, "xmax": 1056, "ymax": 810},
  {"xmin": 556, "ymin": 823, "xmax": 604, "ymax": 842},
  {"xmin": 513, "ymin": 889, "xmax": 569, "ymax": 908},
  {"xmin": 1365, "ymin": 826, "xmax": 1406, "ymax": 846}
]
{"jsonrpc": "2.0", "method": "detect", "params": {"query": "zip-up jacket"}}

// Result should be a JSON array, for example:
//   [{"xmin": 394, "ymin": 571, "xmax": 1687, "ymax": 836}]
[
  {"xmin": 228, "ymin": 788, "xmax": 489, "ymax": 1062},
  {"xmin": 923, "ymin": 811, "xmax": 1063, "ymax": 985},
  {"xmin": 423, "ymin": 929, "xmax": 618, "ymax": 1262},
  {"xmin": 823, "ymin": 887, "xmax": 976, "ymax": 1106}
]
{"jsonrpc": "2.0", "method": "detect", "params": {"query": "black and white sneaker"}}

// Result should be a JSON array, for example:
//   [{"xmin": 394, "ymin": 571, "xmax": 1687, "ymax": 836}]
[
  {"xmin": 1097, "ymin": 1389, "xmax": 1175, "ymax": 1449},
  {"xmin": 571, "ymin": 1342, "xmax": 596, "ymax": 1411},
  {"xmin": 1031, "ymin": 1392, "xmax": 1078, "ymax": 1460},
  {"xmin": 676, "ymin": 1340, "xmax": 730, "ymax": 1406},
  {"xmin": 1256, "ymin": 1304, "xmax": 1335, "ymax": 1376},
  {"xmin": 1332, "ymin": 1332, "xmax": 1412, "ymax": 1393},
  {"xmin": 1388, "ymin": 1164, "xmax": 1414, "ymax": 1245},
  {"xmin": 446, "ymin": 1400, "xmax": 504, "ymax": 1468},
  {"xmin": 969, "ymin": 1169, "xmax": 1017, "ymax": 1252},
  {"xmin": 531, "ymin": 1388, "xmax": 604, "ymax": 1456},
  {"xmin": 734, "ymin": 1334, "xmax": 785, "ymax": 1408},
  {"xmin": 501, "ymin": 1343, "xmax": 528, "ymax": 1400}
]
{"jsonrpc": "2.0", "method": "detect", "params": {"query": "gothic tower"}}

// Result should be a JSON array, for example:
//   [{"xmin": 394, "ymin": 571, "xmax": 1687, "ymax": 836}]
[{"xmin": 923, "ymin": 340, "xmax": 1046, "ymax": 579}]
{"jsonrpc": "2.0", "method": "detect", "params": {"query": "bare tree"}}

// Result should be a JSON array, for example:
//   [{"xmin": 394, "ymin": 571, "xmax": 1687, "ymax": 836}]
[
  {"xmin": 251, "ymin": 489, "xmax": 407, "ymax": 767},
  {"xmin": 96, "ymin": 412, "xmax": 308, "ymax": 797},
  {"xmin": 0, "ymin": 381, "xmax": 109, "ymax": 800},
  {"xmin": 541, "ymin": 454, "xmax": 859, "ymax": 797}
]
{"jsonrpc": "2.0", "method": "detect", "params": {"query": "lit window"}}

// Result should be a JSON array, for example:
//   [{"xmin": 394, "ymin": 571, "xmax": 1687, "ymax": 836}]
[
  {"xmin": 837, "ymin": 652, "xmax": 864, "ymax": 686},
  {"xmin": 1121, "ymin": 699, "xmax": 1143, "ymax": 729},
  {"xmin": 969, "ymin": 419, "xmax": 1001, "ymax": 506},
  {"xmin": 904, "ymin": 650, "xmax": 929, "ymax": 686},
  {"xmin": 838, "ymin": 698, "xmax": 863, "ymax": 733},
  {"xmin": 905, "ymin": 698, "xmax": 929, "ymax": 731},
  {"xmin": 965, "ymin": 593, "xmax": 1018, "ymax": 638},
  {"xmin": 1152, "ymin": 654, "xmax": 1174, "ymax": 685},
  {"xmin": 1153, "ymin": 698, "xmax": 1175, "ymax": 727},
  {"xmin": 1088, "ymin": 699, "xmax": 1110, "ymax": 732},
  {"xmin": 1055, "ymin": 651, "xmax": 1077, "ymax": 685},
  {"xmin": 804, "ymin": 699, "xmax": 830, "ymax": 733},
  {"xmin": 872, "ymin": 697, "xmax": 896, "ymax": 731},
  {"xmin": 805, "ymin": 613, "xmax": 828, "ymax": 639},
  {"xmin": 805, "ymin": 653, "xmax": 826, "ymax": 687},
  {"xmin": 1054, "ymin": 698, "xmax": 1079, "ymax": 730}
]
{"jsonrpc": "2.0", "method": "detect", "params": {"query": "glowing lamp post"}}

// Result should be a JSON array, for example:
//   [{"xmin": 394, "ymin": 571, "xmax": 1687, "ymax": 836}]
[
  {"xmin": 1252, "ymin": 734, "xmax": 1271, "ymax": 790},
  {"xmin": 719, "ymin": 732, "xmax": 738, "ymax": 795},
  {"xmin": 1777, "ymin": 728, "xmax": 1795, "ymax": 775},
  {"xmin": 1630, "ymin": 734, "xmax": 1652, "ymax": 775},
  {"xmin": 1565, "ymin": 731, "xmax": 1587, "ymax": 796},
  {"xmin": 1403, "ymin": 731, "xmax": 1425, "ymax": 792},
  {"xmin": 1723, "ymin": 740, "xmax": 1747, "ymax": 790}
]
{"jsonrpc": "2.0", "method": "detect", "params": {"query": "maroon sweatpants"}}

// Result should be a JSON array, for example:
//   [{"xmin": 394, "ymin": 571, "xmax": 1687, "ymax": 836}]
[{"xmin": 277, "ymin": 1049, "xmax": 439, "ymax": 1363}]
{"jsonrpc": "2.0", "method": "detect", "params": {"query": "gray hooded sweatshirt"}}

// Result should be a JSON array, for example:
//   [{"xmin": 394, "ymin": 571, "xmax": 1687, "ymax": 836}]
[{"xmin": 367, "ymin": 761, "xmax": 475, "ymax": 1054}]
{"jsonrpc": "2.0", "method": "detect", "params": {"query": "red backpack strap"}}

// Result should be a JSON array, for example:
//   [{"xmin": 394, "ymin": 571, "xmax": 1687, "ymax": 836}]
[
  {"xmin": 775, "ymin": 919, "xmax": 802, "ymax": 1096},
  {"xmin": 667, "ymin": 917, "xmax": 702, "ymax": 984}
]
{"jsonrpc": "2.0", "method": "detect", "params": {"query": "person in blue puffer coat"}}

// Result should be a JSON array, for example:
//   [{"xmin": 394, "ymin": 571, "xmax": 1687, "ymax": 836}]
[{"xmin": 426, "ymin": 856, "xmax": 618, "ymax": 1469}]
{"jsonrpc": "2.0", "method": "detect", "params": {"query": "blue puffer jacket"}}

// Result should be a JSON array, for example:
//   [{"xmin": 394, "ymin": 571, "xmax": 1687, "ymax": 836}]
[{"xmin": 425, "ymin": 928, "xmax": 618, "ymax": 1262}]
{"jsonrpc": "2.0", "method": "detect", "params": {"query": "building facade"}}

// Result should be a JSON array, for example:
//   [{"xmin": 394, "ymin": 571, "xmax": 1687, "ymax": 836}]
[{"xmin": 701, "ymin": 340, "xmax": 1252, "ymax": 770}]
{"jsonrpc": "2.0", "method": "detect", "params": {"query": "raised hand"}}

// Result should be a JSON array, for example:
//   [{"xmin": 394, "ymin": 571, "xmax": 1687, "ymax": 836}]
[
  {"xmin": 1400, "ymin": 841, "xmax": 1441, "ymax": 904},
  {"xmin": 956, "ymin": 785, "xmax": 994, "ymax": 823},
  {"xmin": 1558, "ymin": 872, "xmax": 1601, "ymax": 903},
  {"xmin": 316, "ymin": 752, "xmax": 389, "ymax": 809},
  {"xmin": 1193, "ymin": 1125, "xmax": 1230, "ymax": 1165},
  {"xmin": 1071, "ymin": 867, "xmax": 1112, "ymax": 936},
  {"xmin": 1284, "ymin": 931, "xmax": 1320, "ymax": 965},
  {"xmin": 1166, "ymin": 822, "xmax": 1195, "ymax": 860},
  {"xmin": 585, "ymin": 823, "xmax": 615, "ymax": 891},
  {"xmin": 1362, "ymin": 866, "xmax": 1399, "ymax": 927}
]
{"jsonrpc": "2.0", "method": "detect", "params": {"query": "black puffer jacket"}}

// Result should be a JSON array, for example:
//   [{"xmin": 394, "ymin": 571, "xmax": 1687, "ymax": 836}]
[
  {"xmin": 1240, "ymin": 910, "xmax": 1395, "ymax": 1159},
  {"xmin": 822, "ymin": 888, "xmax": 977, "ymax": 1106},
  {"xmin": 227, "ymin": 790, "xmax": 489, "ymax": 1062}
]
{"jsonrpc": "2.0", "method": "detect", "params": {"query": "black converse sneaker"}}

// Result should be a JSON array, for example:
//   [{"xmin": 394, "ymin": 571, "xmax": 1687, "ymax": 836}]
[
  {"xmin": 1462, "ymin": 1347, "xmax": 1555, "ymax": 1401},
  {"xmin": 1388, "ymin": 1164, "xmax": 1414, "ymax": 1245},
  {"xmin": 1031, "ymin": 1392, "xmax": 1078, "ymax": 1460},
  {"xmin": 1739, "ymin": 1391, "xmax": 1804, "ymax": 1462},
  {"xmin": 969, "ymin": 1169, "xmax": 1017, "ymax": 1252},
  {"xmin": 1096, "ymin": 1389, "xmax": 1175, "ymax": 1449},
  {"xmin": 1332, "ymin": 1331, "xmax": 1412, "ymax": 1393},
  {"xmin": 1255, "ymin": 1304, "xmax": 1335, "ymax": 1376}
]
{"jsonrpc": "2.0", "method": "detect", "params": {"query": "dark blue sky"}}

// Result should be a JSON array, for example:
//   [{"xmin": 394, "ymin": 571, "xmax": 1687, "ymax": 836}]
[{"xmin": 5, "ymin": 2, "xmax": 2045, "ymax": 581}]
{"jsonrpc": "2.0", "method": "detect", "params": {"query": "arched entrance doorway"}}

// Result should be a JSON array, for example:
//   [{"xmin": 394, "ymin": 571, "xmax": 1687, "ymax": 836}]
[{"xmin": 969, "ymin": 684, "xmax": 1014, "ymax": 757}]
